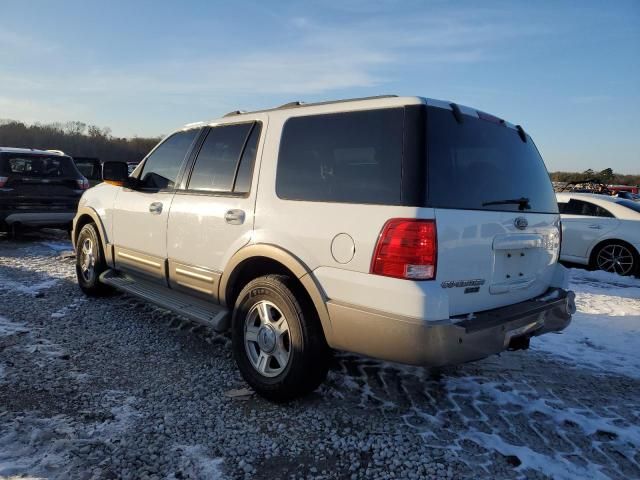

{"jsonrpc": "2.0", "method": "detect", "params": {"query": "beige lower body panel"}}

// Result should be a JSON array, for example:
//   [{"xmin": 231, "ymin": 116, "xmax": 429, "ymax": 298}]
[
  {"xmin": 114, "ymin": 247, "xmax": 166, "ymax": 282},
  {"xmin": 168, "ymin": 260, "xmax": 221, "ymax": 302},
  {"xmin": 326, "ymin": 296, "xmax": 572, "ymax": 367}
]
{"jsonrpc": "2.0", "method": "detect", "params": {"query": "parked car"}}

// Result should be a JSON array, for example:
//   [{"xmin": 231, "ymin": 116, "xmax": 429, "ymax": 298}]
[
  {"xmin": 72, "ymin": 95, "xmax": 575, "ymax": 401},
  {"xmin": 557, "ymin": 192, "xmax": 640, "ymax": 276},
  {"xmin": 127, "ymin": 162, "xmax": 139, "ymax": 175},
  {"xmin": 73, "ymin": 157, "xmax": 102, "ymax": 187},
  {"xmin": 1, "ymin": 147, "xmax": 89, "ymax": 235},
  {"xmin": 615, "ymin": 191, "xmax": 640, "ymax": 201}
]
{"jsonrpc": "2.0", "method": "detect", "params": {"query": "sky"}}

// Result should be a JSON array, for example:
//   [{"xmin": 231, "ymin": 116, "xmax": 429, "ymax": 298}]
[{"xmin": 1, "ymin": 0, "xmax": 638, "ymax": 173}]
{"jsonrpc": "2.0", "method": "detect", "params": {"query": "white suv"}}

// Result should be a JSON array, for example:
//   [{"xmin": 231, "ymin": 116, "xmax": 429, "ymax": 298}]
[{"xmin": 72, "ymin": 95, "xmax": 575, "ymax": 401}]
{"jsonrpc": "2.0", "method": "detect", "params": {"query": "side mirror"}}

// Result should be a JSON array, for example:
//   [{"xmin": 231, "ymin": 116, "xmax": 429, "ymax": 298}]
[{"xmin": 102, "ymin": 161, "xmax": 129, "ymax": 186}]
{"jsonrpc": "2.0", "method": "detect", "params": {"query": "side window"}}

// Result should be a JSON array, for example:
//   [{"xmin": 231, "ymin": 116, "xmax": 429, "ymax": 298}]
[
  {"xmin": 139, "ymin": 129, "xmax": 199, "ymax": 190},
  {"xmin": 276, "ymin": 108, "xmax": 404, "ymax": 204},
  {"xmin": 233, "ymin": 123, "xmax": 262, "ymax": 194},
  {"xmin": 558, "ymin": 202, "xmax": 569, "ymax": 214},
  {"xmin": 564, "ymin": 199, "xmax": 614, "ymax": 217},
  {"xmin": 595, "ymin": 205, "xmax": 614, "ymax": 218},
  {"xmin": 187, "ymin": 123, "xmax": 253, "ymax": 192}
]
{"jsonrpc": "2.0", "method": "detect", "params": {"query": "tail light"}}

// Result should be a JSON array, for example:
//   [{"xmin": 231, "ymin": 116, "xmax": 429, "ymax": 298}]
[
  {"xmin": 0, "ymin": 176, "xmax": 7, "ymax": 188},
  {"xmin": 76, "ymin": 177, "xmax": 90, "ymax": 190},
  {"xmin": 371, "ymin": 219, "xmax": 437, "ymax": 280}
]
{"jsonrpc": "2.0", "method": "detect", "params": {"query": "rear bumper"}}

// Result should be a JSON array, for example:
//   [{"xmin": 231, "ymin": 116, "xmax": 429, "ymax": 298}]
[
  {"xmin": 0, "ymin": 211, "xmax": 75, "ymax": 228},
  {"xmin": 326, "ymin": 288, "xmax": 575, "ymax": 366}
]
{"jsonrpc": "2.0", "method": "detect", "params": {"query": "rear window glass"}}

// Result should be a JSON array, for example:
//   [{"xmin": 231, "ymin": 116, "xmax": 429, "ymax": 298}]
[
  {"xmin": 0, "ymin": 155, "xmax": 78, "ymax": 178},
  {"xmin": 276, "ymin": 108, "xmax": 404, "ymax": 204},
  {"xmin": 426, "ymin": 107, "xmax": 558, "ymax": 214},
  {"xmin": 74, "ymin": 159, "xmax": 101, "ymax": 180}
]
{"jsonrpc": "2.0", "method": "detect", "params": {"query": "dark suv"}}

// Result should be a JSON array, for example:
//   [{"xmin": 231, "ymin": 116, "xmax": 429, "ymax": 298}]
[{"xmin": 0, "ymin": 147, "xmax": 89, "ymax": 235}]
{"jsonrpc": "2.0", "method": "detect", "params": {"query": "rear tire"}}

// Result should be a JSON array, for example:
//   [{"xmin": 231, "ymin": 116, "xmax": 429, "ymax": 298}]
[
  {"xmin": 591, "ymin": 241, "xmax": 638, "ymax": 277},
  {"xmin": 76, "ymin": 223, "xmax": 112, "ymax": 296},
  {"xmin": 231, "ymin": 274, "xmax": 329, "ymax": 402}
]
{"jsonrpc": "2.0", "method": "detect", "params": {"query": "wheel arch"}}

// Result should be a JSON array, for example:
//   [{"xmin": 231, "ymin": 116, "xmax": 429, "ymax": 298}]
[
  {"xmin": 73, "ymin": 207, "xmax": 113, "ymax": 266},
  {"xmin": 220, "ymin": 244, "xmax": 334, "ymax": 343}
]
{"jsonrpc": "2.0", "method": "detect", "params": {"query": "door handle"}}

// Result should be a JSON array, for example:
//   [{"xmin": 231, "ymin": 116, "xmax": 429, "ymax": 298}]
[
  {"xmin": 149, "ymin": 202, "xmax": 163, "ymax": 214},
  {"xmin": 224, "ymin": 209, "xmax": 245, "ymax": 225},
  {"xmin": 588, "ymin": 224, "xmax": 602, "ymax": 229}
]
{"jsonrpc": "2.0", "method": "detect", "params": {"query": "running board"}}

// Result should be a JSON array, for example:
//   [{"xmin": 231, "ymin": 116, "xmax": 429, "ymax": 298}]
[{"xmin": 100, "ymin": 269, "xmax": 230, "ymax": 332}]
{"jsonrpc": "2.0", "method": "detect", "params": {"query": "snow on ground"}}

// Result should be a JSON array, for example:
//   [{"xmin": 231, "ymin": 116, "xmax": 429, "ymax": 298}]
[
  {"xmin": 532, "ymin": 268, "xmax": 640, "ymax": 378},
  {"xmin": 39, "ymin": 241, "xmax": 74, "ymax": 253},
  {"xmin": 0, "ymin": 315, "xmax": 29, "ymax": 338},
  {"xmin": 0, "ymin": 276, "xmax": 59, "ymax": 297}
]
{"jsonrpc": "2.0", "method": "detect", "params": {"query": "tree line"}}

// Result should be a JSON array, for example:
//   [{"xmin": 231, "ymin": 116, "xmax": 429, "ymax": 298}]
[
  {"xmin": 550, "ymin": 168, "xmax": 640, "ymax": 186},
  {"xmin": 0, "ymin": 119, "xmax": 161, "ymax": 163}
]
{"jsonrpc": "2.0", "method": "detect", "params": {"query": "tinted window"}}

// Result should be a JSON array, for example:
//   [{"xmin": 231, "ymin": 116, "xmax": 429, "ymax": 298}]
[
  {"xmin": 0, "ymin": 155, "xmax": 78, "ymax": 178},
  {"xmin": 139, "ymin": 129, "xmax": 198, "ymax": 189},
  {"xmin": 427, "ymin": 107, "xmax": 558, "ymax": 213},
  {"xmin": 615, "ymin": 199, "xmax": 640, "ymax": 214},
  {"xmin": 276, "ymin": 108, "xmax": 404, "ymax": 204},
  {"xmin": 74, "ymin": 159, "xmax": 101, "ymax": 180},
  {"xmin": 233, "ymin": 123, "xmax": 261, "ymax": 193},
  {"xmin": 188, "ymin": 123, "xmax": 253, "ymax": 192},
  {"xmin": 561, "ymin": 199, "xmax": 614, "ymax": 217}
]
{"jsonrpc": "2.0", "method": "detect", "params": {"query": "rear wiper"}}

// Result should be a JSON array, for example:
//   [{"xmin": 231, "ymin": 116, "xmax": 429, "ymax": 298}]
[{"xmin": 482, "ymin": 197, "xmax": 531, "ymax": 210}]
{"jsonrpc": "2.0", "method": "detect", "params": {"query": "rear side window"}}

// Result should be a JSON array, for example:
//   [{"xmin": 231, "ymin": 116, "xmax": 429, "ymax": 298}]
[
  {"xmin": 0, "ymin": 155, "xmax": 78, "ymax": 178},
  {"xmin": 276, "ymin": 108, "xmax": 404, "ymax": 204},
  {"xmin": 427, "ymin": 107, "xmax": 558, "ymax": 214},
  {"xmin": 139, "ymin": 129, "xmax": 199, "ymax": 189},
  {"xmin": 187, "ymin": 123, "xmax": 253, "ymax": 192},
  {"xmin": 561, "ymin": 199, "xmax": 615, "ymax": 217}
]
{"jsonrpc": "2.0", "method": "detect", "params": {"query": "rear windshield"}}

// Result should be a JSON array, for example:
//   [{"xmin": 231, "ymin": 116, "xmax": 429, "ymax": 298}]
[
  {"xmin": 0, "ymin": 154, "xmax": 80, "ymax": 178},
  {"xmin": 74, "ymin": 159, "xmax": 101, "ymax": 180},
  {"xmin": 426, "ymin": 107, "xmax": 558, "ymax": 214}
]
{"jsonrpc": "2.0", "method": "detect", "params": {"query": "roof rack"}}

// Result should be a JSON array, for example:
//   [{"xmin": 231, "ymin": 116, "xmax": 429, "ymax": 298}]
[{"xmin": 223, "ymin": 95, "xmax": 398, "ymax": 117}]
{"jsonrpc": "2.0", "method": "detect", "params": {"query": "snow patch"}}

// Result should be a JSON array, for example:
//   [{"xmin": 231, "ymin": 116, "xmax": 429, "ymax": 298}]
[
  {"xmin": 0, "ymin": 315, "xmax": 28, "ymax": 337},
  {"xmin": 532, "ymin": 268, "xmax": 640, "ymax": 378},
  {"xmin": 0, "ymin": 276, "xmax": 59, "ymax": 297},
  {"xmin": 169, "ymin": 445, "xmax": 225, "ymax": 479},
  {"xmin": 39, "ymin": 241, "xmax": 72, "ymax": 253},
  {"xmin": 465, "ymin": 431, "xmax": 610, "ymax": 480}
]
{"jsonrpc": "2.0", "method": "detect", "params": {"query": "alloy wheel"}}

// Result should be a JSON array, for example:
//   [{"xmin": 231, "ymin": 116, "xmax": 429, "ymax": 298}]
[
  {"xmin": 244, "ymin": 300, "xmax": 291, "ymax": 377},
  {"xmin": 80, "ymin": 238, "xmax": 96, "ymax": 282},
  {"xmin": 596, "ymin": 244, "xmax": 635, "ymax": 276}
]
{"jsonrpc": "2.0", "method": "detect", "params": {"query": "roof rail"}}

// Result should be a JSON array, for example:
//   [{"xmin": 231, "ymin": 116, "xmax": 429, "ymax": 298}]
[
  {"xmin": 223, "ymin": 95, "xmax": 398, "ymax": 117},
  {"xmin": 222, "ymin": 110, "xmax": 247, "ymax": 118}
]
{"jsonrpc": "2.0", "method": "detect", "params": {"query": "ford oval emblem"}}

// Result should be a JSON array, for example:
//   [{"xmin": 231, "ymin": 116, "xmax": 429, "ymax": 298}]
[{"xmin": 514, "ymin": 217, "xmax": 528, "ymax": 230}]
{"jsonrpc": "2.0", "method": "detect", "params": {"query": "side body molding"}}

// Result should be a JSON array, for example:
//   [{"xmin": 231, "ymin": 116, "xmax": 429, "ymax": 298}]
[{"xmin": 219, "ymin": 244, "xmax": 334, "ymax": 343}]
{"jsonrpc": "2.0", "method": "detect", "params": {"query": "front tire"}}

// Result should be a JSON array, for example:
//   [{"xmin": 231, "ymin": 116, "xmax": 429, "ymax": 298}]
[
  {"xmin": 592, "ymin": 242, "xmax": 638, "ymax": 276},
  {"xmin": 231, "ymin": 275, "xmax": 329, "ymax": 402},
  {"xmin": 75, "ymin": 223, "xmax": 111, "ymax": 296}
]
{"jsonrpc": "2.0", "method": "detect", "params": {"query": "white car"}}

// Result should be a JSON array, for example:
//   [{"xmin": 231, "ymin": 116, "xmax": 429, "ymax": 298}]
[
  {"xmin": 72, "ymin": 95, "xmax": 575, "ymax": 400},
  {"xmin": 557, "ymin": 192, "xmax": 640, "ymax": 276}
]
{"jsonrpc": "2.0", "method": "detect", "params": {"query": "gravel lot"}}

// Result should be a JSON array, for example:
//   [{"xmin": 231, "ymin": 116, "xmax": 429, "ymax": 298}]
[{"xmin": 1, "ymin": 230, "xmax": 639, "ymax": 480}]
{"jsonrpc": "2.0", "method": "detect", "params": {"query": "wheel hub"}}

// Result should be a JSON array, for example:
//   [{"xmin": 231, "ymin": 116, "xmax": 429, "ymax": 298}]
[{"xmin": 257, "ymin": 325, "xmax": 277, "ymax": 353}]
